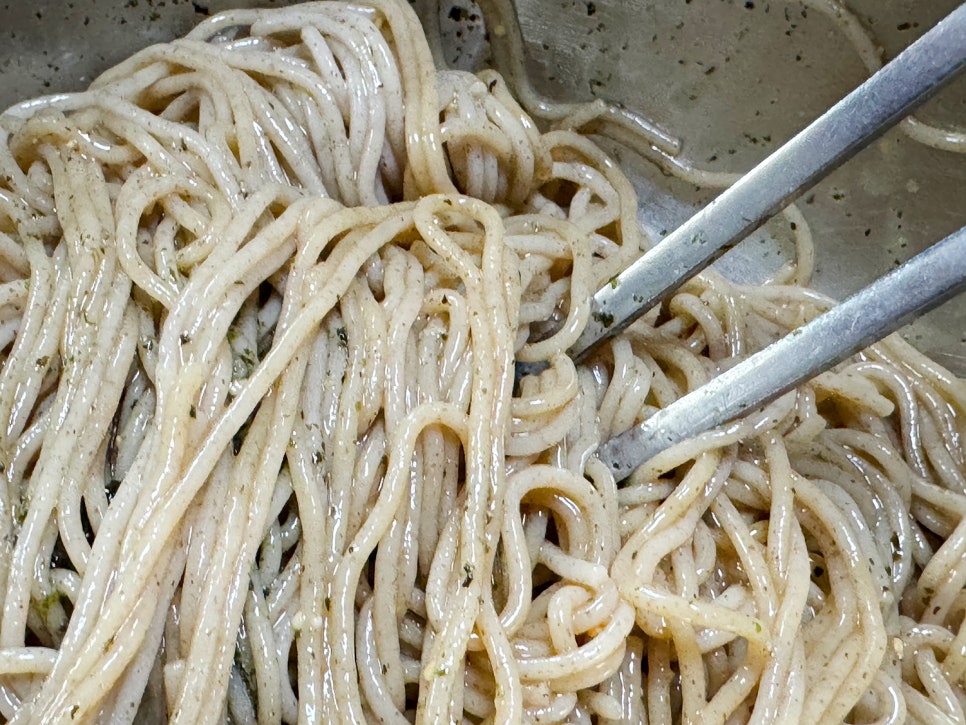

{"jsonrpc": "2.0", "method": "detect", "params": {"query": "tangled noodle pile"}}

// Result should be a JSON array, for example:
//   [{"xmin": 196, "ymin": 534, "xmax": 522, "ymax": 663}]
[{"xmin": 0, "ymin": 1, "xmax": 963, "ymax": 722}]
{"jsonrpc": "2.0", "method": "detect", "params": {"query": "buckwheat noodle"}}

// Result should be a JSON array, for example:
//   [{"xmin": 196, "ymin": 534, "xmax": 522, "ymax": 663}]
[{"xmin": 0, "ymin": 2, "xmax": 963, "ymax": 724}]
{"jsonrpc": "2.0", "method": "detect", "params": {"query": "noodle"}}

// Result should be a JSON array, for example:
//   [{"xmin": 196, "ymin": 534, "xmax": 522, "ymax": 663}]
[{"xmin": 0, "ymin": 0, "xmax": 963, "ymax": 723}]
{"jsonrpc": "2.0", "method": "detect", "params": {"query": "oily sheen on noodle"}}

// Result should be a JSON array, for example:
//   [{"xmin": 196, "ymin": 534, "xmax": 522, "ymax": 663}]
[{"xmin": 0, "ymin": 1, "xmax": 964, "ymax": 723}]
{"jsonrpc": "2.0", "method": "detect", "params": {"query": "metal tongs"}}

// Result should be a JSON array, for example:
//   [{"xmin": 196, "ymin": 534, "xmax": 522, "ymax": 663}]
[{"xmin": 561, "ymin": 4, "xmax": 966, "ymax": 480}]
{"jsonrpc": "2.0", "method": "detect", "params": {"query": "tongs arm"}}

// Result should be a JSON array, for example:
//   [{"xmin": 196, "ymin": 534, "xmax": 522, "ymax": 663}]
[
  {"xmin": 599, "ymin": 224, "xmax": 966, "ymax": 480},
  {"xmin": 571, "ymin": 2, "xmax": 966, "ymax": 361}
]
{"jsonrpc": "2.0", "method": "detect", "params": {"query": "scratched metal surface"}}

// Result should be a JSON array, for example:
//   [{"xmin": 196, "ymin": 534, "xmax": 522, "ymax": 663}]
[{"xmin": 0, "ymin": 0, "xmax": 964, "ymax": 371}]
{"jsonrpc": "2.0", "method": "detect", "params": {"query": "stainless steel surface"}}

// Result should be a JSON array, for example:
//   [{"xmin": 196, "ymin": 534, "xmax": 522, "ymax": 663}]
[
  {"xmin": 512, "ymin": 0, "xmax": 966, "ymax": 373},
  {"xmin": 600, "ymin": 224, "xmax": 966, "ymax": 479},
  {"xmin": 572, "ymin": 3, "xmax": 966, "ymax": 359}
]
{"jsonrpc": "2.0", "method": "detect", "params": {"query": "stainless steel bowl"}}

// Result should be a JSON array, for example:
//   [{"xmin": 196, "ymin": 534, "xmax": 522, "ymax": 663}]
[{"xmin": 2, "ymin": 0, "xmax": 964, "ymax": 371}]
